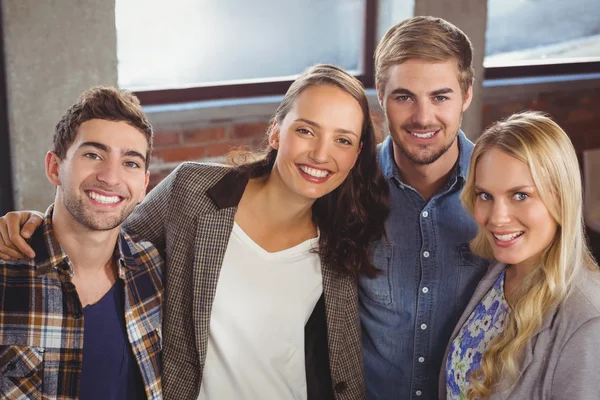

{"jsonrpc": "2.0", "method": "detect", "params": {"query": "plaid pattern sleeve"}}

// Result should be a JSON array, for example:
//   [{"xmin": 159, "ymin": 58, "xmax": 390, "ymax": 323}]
[{"xmin": 0, "ymin": 206, "xmax": 164, "ymax": 400}]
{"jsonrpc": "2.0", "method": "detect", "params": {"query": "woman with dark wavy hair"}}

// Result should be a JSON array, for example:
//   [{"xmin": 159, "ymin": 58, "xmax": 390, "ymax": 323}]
[{"xmin": 0, "ymin": 64, "xmax": 389, "ymax": 400}]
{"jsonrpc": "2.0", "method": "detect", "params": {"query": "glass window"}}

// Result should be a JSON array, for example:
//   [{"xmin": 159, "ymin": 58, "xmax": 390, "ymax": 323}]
[
  {"xmin": 377, "ymin": 0, "xmax": 414, "ymax": 41},
  {"xmin": 116, "ymin": 0, "xmax": 365, "ymax": 90},
  {"xmin": 485, "ymin": 0, "xmax": 600, "ymax": 67}
]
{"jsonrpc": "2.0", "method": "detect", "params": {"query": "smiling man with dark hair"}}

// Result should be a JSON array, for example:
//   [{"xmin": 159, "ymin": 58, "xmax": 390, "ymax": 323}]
[{"xmin": 0, "ymin": 87, "xmax": 163, "ymax": 400}]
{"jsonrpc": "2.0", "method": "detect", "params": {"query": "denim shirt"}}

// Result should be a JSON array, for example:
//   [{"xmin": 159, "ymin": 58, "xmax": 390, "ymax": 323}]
[{"xmin": 359, "ymin": 132, "xmax": 488, "ymax": 399}]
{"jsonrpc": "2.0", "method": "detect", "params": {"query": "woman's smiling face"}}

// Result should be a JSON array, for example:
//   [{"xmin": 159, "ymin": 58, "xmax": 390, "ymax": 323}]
[{"xmin": 473, "ymin": 148, "xmax": 558, "ymax": 270}]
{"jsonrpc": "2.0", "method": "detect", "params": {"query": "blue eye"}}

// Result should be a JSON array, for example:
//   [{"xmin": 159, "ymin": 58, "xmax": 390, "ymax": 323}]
[
  {"xmin": 124, "ymin": 161, "xmax": 141, "ymax": 168},
  {"xmin": 514, "ymin": 192, "xmax": 529, "ymax": 201},
  {"xmin": 84, "ymin": 153, "xmax": 101, "ymax": 160},
  {"xmin": 477, "ymin": 192, "xmax": 492, "ymax": 201}
]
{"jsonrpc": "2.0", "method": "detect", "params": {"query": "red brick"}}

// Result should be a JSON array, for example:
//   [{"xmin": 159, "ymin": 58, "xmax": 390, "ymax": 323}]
[
  {"xmin": 204, "ymin": 142, "xmax": 236, "ymax": 158},
  {"xmin": 155, "ymin": 146, "xmax": 206, "ymax": 162},
  {"xmin": 498, "ymin": 101, "xmax": 527, "ymax": 116},
  {"xmin": 232, "ymin": 122, "xmax": 270, "ymax": 139},
  {"xmin": 153, "ymin": 131, "xmax": 181, "ymax": 148},
  {"xmin": 581, "ymin": 93, "xmax": 600, "ymax": 106},
  {"xmin": 183, "ymin": 127, "xmax": 227, "ymax": 144},
  {"xmin": 568, "ymin": 109, "xmax": 595, "ymax": 123},
  {"xmin": 584, "ymin": 128, "xmax": 600, "ymax": 150},
  {"xmin": 147, "ymin": 170, "xmax": 171, "ymax": 191}
]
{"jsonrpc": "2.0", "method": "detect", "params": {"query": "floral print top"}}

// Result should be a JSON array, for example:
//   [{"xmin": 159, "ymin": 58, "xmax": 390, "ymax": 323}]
[{"xmin": 446, "ymin": 271, "xmax": 510, "ymax": 399}]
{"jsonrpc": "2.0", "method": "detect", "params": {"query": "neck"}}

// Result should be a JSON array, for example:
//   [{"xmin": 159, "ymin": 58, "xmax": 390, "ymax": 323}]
[
  {"xmin": 241, "ymin": 171, "xmax": 315, "ymax": 232},
  {"xmin": 504, "ymin": 260, "xmax": 539, "ymax": 304},
  {"xmin": 393, "ymin": 140, "xmax": 460, "ymax": 201},
  {"xmin": 51, "ymin": 204, "xmax": 120, "ymax": 277}
]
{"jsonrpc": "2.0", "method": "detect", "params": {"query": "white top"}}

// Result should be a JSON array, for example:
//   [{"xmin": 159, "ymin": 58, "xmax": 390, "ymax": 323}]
[{"xmin": 198, "ymin": 222, "xmax": 323, "ymax": 400}]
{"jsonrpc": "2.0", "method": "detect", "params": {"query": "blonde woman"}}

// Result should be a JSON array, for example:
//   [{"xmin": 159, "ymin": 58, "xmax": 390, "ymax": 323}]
[{"xmin": 439, "ymin": 111, "xmax": 600, "ymax": 399}]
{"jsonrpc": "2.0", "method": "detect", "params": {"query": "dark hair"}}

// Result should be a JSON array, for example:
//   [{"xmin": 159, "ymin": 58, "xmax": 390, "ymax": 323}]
[
  {"xmin": 54, "ymin": 86, "xmax": 154, "ymax": 170},
  {"xmin": 375, "ymin": 16, "xmax": 474, "ymax": 96},
  {"xmin": 231, "ymin": 64, "xmax": 389, "ymax": 278}
]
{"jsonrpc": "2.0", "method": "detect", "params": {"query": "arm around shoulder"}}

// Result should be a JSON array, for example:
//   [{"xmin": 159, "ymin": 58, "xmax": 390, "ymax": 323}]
[{"xmin": 551, "ymin": 316, "xmax": 600, "ymax": 400}]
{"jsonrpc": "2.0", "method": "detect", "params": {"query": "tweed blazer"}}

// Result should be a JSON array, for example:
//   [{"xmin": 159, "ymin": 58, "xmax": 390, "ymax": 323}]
[
  {"xmin": 125, "ymin": 162, "xmax": 365, "ymax": 400},
  {"xmin": 439, "ymin": 261, "xmax": 600, "ymax": 400}
]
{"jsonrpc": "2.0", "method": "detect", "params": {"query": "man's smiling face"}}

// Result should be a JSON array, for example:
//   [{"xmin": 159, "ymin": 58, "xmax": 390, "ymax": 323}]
[{"xmin": 378, "ymin": 58, "xmax": 472, "ymax": 166}]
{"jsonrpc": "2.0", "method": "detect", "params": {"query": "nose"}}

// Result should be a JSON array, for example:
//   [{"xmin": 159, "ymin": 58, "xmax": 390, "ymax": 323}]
[
  {"xmin": 489, "ymin": 199, "xmax": 512, "ymax": 227},
  {"xmin": 96, "ymin": 157, "xmax": 122, "ymax": 187},
  {"xmin": 411, "ymin": 101, "xmax": 435, "ymax": 128},
  {"xmin": 308, "ymin": 136, "xmax": 329, "ymax": 164}
]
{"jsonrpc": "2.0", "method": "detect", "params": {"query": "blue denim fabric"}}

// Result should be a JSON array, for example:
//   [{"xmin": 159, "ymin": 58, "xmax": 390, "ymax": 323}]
[{"xmin": 360, "ymin": 132, "xmax": 489, "ymax": 399}]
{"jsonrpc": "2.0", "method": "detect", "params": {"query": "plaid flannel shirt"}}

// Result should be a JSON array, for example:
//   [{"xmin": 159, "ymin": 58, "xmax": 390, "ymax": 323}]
[{"xmin": 0, "ymin": 205, "xmax": 164, "ymax": 399}]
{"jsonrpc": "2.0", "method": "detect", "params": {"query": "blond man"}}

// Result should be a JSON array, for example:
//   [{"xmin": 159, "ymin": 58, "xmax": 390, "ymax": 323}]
[{"xmin": 359, "ymin": 16, "xmax": 488, "ymax": 399}]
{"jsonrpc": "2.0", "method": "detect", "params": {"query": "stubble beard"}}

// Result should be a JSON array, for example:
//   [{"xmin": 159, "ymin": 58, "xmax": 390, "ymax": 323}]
[{"xmin": 61, "ymin": 190, "xmax": 132, "ymax": 231}]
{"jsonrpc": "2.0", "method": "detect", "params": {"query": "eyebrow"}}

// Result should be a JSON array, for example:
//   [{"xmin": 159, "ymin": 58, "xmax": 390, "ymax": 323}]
[
  {"xmin": 79, "ymin": 141, "xmax": 147, "ymax": 164},
  {"xmin": 389, "ymin": 87, "xmax": 454, "ymax": 97},
  {"xmin": 294, "ymin": 118, "xmax": 359, "ymax": 138},
  {"xmin": 474, "ymin": 184, "xmax": 535, "ymax": 192}
]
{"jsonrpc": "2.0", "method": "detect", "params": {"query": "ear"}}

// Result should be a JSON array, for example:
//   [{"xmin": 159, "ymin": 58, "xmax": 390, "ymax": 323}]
[
  {"xmin": 45, "ymin": 151, "xmax": 62, "ymax": 186},
  {"xmin": 462, "ymin": 84, "xmax": 473, "ymax": 112},
  {"xmin": 269, "ymin": 121, "xmax": 280, "ymax": 150},
  {"xmin": 376, "ymin": 83, "xmax": 385, "ymax": 111},
  {"xmin": 138, "ymin": 171, "xmax": 150, "ymax": 203}
]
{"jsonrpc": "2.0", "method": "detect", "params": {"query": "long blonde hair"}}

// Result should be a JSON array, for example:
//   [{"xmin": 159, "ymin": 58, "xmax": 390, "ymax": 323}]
[{"xmin": 460, "ymin": 111, "xmax": 598, "ymax": 398}]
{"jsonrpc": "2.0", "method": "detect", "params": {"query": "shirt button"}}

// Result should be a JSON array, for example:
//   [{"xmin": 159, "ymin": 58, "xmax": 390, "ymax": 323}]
[
  {"xmin": 422, "ymin": 211, "xmax": 429, "ymax": 218},
  {"xmin": 421, "ymin": 323, "xmax": 427, "ymax": 330},
  {"xmin": 416, "ymin": 390, "xmax": 423, "ymax": 396},
  {"xmin": 334, "ymin": 381, "xmax": 347, "ymax": 393},
  {"xmin": 423, "ymin": 251, "xmax": 430, "ymax": 258},
  {"xmin": 422, "ymin": 287, "xmax": 429, "ymax": 293},
  {"xmin": 418, "ymin": 357, "xmax": 425, "ymax": 363}
]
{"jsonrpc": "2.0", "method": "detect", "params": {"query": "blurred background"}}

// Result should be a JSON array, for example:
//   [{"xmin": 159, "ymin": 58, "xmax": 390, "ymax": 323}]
[{"xmin": 1, "ymin": 0, "xmax": 599, "ymax": 256}]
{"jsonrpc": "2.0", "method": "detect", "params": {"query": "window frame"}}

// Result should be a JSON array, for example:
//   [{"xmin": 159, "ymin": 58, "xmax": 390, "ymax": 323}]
[
  {"xmin": 133, "ymin": 0, "xmax": 600, "ymax": 105},
  {"xmin": 135, "ymin": 1, "xmax": 377, "ymax": 105}
]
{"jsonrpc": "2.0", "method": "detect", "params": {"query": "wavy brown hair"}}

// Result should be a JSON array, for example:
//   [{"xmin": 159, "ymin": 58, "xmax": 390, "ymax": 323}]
[{"xmin": 230, "ymin": 64, "xmax": 389, "ymax": 278}]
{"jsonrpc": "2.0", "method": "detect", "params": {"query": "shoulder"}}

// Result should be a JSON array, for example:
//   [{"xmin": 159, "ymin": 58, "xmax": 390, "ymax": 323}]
[
  {"xmin": 171, "ymin": 162, "xmax": 232, "ymax": 186},
  {"xmin": 161, "ymin": 162, "xmax": 233, "ymax": 200},
  {"xmin": 558, "ymin": 268, "xmax": 600, "ymax": 327},
  {"xmin": 542, "ymin": 267, "xmax": 600, "ymax": 352}
]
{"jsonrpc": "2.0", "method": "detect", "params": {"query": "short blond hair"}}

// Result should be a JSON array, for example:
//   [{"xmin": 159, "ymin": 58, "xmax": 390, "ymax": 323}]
[{"xmin": 375, "ymin": 16, "xmax": 474, "ymax": 95}]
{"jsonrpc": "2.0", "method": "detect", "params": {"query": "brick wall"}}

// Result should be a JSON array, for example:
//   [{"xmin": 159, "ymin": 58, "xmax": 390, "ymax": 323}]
[
  {"xmin": 482, "ymin": 88, "xmax": 600, "ymax": 159},
  {"xmin": 148, "ymin": 120, "xmax": 270, "ymax": 190}
]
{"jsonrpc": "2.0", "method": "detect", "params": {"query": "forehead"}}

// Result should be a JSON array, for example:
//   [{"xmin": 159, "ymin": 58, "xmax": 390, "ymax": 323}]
[
  {"xmin": 383, "ymin": 59, "xmax": 461, "ymax": 93},
  {"xmin": 71, "ymin": 119, "xmax": 149, "ymax": 153},
  {"xmin": 475, "ymin": 148, "xmax": 534, "ymax": 190},
  {"xmin": 285, "ymin": 85, "xmax": 363, "ymax": 131}
]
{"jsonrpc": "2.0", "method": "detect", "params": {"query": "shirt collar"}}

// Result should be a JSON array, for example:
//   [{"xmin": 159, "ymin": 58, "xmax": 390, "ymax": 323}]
[
  {"xmin": 378, "ymin": 129, "xmax": 474, "ymax": 186},
  {"xmin": 32, "ymin": 204, "xmax": 140, "ymax": 276}
]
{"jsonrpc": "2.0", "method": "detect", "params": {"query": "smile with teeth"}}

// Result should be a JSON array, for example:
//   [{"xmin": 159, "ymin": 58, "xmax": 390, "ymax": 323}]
[
  {"xmin": 409, "ymin": 130, "xmax": 438, "ymax": 139},
  {"xmin": 493, "ymin": 231, "xmax": 524, "ymax": 242},
  {"xmin": 298, "ymin": 165, "xmax": 331, "ymax": 178},
  {"xmin": 87, "ymin": 191, "xmax": 122, "ymax": 204}
]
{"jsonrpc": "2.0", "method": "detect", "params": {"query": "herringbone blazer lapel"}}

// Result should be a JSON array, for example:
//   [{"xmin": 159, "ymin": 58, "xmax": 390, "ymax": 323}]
[{"xmin": 192, "ymin": 209, "xmax": 237, "ymax": 382}]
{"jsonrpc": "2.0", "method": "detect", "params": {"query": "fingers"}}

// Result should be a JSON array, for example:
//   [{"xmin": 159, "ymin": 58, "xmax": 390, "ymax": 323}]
[
  {"xmin": 20, "ymin": 212, "xmax": 44, "ymax": 239},
  {"xmin": 8, "ymin": 212, "xmax": 40, "ymax": 258},
  {"xmin": 0, "ymin": 220, "xmax": 29, "ymax": 260}
]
